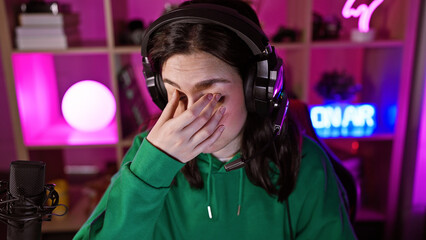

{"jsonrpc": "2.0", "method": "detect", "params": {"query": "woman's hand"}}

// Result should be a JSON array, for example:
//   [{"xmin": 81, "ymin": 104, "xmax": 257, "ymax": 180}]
[{"xmin": 146, "ymin": 90, "xmax": 226, "ymax": 163}]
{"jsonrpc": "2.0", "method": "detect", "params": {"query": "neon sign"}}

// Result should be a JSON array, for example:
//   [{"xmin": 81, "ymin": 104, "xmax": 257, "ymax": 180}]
[
  {"xmin": 342, "ymin": 0, "xmax": 384, "ymax": 32},
  {"xmin": 310, "ymin": 103, "xmax": 377, "ymax": 138}
]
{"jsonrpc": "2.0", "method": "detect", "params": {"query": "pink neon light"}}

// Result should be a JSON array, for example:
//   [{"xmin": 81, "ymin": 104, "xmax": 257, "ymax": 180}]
[
  {"xmin": 12, "ymin": 53, "xmax": 60, "ymax": 143},
  {"xmin": 62, "ymin": 80, "xmax": 116, "ymax": 132},
  {"xmin": 342, "ymin": 0, "xmax": 384, "ymax": 32}
]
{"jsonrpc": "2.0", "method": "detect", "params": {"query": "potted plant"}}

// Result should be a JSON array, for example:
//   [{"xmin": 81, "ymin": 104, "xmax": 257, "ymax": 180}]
[{"xmin": 315, "ymin": 70, "xmax": 361, "ymax": 103}]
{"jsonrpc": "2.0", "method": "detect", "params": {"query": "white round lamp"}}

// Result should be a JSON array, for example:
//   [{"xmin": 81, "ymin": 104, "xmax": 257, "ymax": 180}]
[{"xmin": 62, "ymin": 80, "xmax": 116, "ymax": 132}]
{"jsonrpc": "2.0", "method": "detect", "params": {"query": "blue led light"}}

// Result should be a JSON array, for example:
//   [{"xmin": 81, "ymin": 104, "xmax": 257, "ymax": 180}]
[{"xmin": 310, "ymin": 103, "xmax": 377, "ymax": 138}]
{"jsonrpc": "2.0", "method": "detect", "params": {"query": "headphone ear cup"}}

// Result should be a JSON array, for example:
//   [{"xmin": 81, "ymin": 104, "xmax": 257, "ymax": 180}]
[
  {"xmin": 142, "ymin": 56, "xmax": 169, "ymax": 110},
  {"xmin": 246, "ymin": 54, "xmax": 287, "ymax": 119},
  {"xmin": 155, "ymin": 74, "xmax": 168, "ymax": 109}
]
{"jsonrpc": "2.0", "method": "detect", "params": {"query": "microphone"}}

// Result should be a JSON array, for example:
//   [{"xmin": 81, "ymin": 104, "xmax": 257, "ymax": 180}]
[
  {"xmin": 0, "ymin": 161, "xmax": 67, "ymax": 240},
  {"xmin": 224, "ymin": 128, "xmax": 280, "ymax": 171},
  {"xmin": 224, "ymin": 136, "xmax": 275, "ymax": 171}
]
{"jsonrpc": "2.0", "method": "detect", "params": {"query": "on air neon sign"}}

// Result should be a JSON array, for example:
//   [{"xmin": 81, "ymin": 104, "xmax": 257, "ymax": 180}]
[
  {"xmin": 310, "ymin": 103, "xmax": 377, "ymax": 138},
  {"xmin": 342, "ymin": 0, "xmax": 384, "ymax": 32}
]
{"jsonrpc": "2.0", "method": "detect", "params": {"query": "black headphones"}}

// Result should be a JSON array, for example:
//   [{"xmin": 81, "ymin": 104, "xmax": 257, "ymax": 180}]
[{"xmin": 141, "ymin": 3, "xmax": 289, "ymax": 136}]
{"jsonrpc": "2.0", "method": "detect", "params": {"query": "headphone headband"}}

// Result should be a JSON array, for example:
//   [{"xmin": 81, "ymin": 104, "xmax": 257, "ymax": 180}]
[{"xmin": 141, "ymin": 4, "xmax": 269, "ymax": 57}]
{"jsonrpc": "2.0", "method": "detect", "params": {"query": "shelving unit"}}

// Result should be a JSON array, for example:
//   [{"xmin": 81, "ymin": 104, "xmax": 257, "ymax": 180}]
[{"xmin": 0, "ymin": 0, "xmax": 420, "ymax": 238}]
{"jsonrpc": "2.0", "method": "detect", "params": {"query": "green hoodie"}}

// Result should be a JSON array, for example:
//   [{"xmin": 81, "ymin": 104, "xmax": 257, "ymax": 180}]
[{"xmin": 74, "ymin": 132, "xmax": 357, "ymax": 239}]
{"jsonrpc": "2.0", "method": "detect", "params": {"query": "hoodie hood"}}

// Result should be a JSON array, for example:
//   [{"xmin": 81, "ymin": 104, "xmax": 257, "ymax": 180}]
[{"xmin": 197, "ymin": 152, "xmax": 242, "ymax": 173}]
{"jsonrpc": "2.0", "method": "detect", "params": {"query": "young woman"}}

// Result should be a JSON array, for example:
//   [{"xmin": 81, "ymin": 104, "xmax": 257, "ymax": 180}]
[{"xmin": 74, "ymin": 0, "xmax": 356, "ymax": 239}]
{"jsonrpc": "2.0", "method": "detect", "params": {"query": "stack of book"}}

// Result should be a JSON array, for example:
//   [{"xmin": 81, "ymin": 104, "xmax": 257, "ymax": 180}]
[{"xmin": 15, "ymin": 13, "xmax": 80, "ymax": 50}]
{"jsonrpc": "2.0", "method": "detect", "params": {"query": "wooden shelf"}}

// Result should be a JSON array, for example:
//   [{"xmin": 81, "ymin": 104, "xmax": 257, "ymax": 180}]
[
  {"xmin": 272, "ymin": 42, "xmax": 306, "ymax": 50},
  {"xmin": 12, "ymin": 47, "xmax": 109, "ymax": 54},
  {"xmin": 311, "ymin": 39, "xmax": 404, "ymax": 49},
  {"xmin": 13, "ymin": 39, "xmax": 404, "ymax": 55},
  {"xmin": 20, "ymin": 120, "xmax": 118, "ymax": 147},
  {"xmin": 114, "ymin": 45, "xmax": 141, "ymax": 54},
  {"xmin": 27, "ymin": 143, "xmax": 118, "ymax": 150},
  {"xmin": 322, "ymin": 133, "xmax": 394, "ymax": 142},
  {"xmin": 42, "ymin": 213, "xmax": 86, "ymax": 233}
]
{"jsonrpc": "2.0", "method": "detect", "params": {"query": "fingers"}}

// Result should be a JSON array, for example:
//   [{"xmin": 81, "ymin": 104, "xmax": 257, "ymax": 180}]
[
  {"xmin": 156, "ymin": 90, "xmax": 179, "ymax": 125},
  {"xmin": 147, "ymin": 92, "xmax": 226, "ymax": 162},
  {"xmin": 188, "ymin": 106, "xmax": 226, "ymax": 145},
  {"xmin": 173, "ymin": 93, "xmax": 216, "ymax": 130},
  {"xmin": 182, "ymin": 94, "xmax": 221, "ymax": 133},
  {"xmin": 193, "ymin": 124, "xmax": 226, "ymax": 153}
]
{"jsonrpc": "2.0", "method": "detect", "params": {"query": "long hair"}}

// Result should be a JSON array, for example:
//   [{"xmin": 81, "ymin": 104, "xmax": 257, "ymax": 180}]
[{"xmin": 147, "ymin": 0, "xmax": 301, "ymax": 202}]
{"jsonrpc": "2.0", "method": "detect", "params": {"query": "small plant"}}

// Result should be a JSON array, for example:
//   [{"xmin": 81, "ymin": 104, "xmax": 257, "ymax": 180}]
[{"xmin": 315, "ymin": 70, "xmax": 361, "ymax": 102}]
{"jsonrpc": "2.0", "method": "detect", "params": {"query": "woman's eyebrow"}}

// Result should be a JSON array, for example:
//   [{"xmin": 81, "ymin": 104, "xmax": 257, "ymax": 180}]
[
  {"xmin": 163, "ymin": 78, "xmax": 231, "ymax": 91},
  {"xmin": 163, "ymin": 78, "xmax": 181, "ymax": 89},
  {"xmin": 193, "ymin": 79, "xmax": 231, "ymax": 91}
]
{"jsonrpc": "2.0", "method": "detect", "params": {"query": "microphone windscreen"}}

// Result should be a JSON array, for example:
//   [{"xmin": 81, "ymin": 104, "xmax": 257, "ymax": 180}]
[{"xmin": 9, "ymin": 161, "xmax": 45, "ymax": 198}]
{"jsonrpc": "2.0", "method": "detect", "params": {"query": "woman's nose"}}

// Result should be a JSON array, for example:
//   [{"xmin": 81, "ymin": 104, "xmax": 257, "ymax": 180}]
[{"xmin": 185, "ymin": 98, "xmax": 196, "ymax": 110}]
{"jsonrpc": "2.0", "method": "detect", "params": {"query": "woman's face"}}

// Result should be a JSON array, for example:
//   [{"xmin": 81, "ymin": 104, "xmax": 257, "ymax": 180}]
[{"xmin": 161, "ymin": 51, "xmax": 247, "ymax": 158}]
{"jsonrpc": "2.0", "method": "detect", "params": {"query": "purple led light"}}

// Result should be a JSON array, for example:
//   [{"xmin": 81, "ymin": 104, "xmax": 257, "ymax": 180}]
[
  {"xmin": 61, "ymin": 80, "xmax": 116, "ymax": 132},
  {"xmin": 413, "ymin": 76, "xmax": 426, "ymax": 206},
  {"xmin": 342, "ymin": 0, "xmax": 384, "ymax": 32}
]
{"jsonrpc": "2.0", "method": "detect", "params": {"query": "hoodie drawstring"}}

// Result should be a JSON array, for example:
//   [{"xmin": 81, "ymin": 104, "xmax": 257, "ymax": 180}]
[
  {"xmin": 206, "ymin": 154, "xmax": 244, "ymax": 219},
  {"xmin": 207, "ymin": 155, "xmax": 213, "ymax": 219},
  {"xmin": 237, "ymin": 168, "xmax": 244, "ymax": 216}
]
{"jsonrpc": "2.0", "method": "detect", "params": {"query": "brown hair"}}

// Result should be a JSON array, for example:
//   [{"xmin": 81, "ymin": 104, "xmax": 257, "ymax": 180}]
[{"xmin": 147, "ymin": 0, "xmax": 301, "ymax": 202}]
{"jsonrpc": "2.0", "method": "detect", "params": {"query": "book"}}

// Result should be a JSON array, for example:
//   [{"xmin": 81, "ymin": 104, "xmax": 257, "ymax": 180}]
[
  {"xmin": 15, "ymin": 12, "xmax": 81, "ymax": 50},
  {"xmin": 16, "ymin": 34, "xmax": 80, "ymax": 50},
  {"xmin": 18, "ymin": 13, "xmax": 79, "ymax": 26},
  {"xmin": 15, "ymin": 25, "xmax": 79, "ymax": 37}
]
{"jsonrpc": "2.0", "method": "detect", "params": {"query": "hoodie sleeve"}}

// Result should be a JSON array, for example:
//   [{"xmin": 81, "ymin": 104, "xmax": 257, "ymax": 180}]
[
  {"xmin": 291, "ymin": 137, "xmax": 357, "ymax": 240},
  {"xmin": 73, "ymin": 133, "xmax": 185, "ymax": 240}
]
